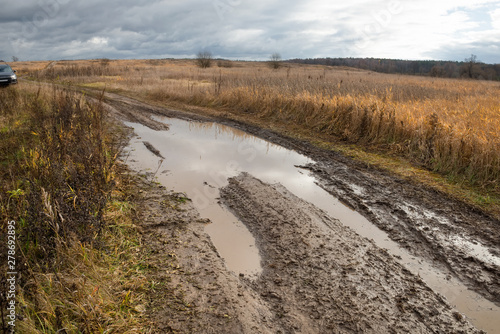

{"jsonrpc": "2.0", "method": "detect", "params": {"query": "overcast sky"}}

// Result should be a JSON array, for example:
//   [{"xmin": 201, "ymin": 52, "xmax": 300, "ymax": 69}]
[{"xmin": 1, "ymin": 0, "xmax": 499, "ymax": 63}]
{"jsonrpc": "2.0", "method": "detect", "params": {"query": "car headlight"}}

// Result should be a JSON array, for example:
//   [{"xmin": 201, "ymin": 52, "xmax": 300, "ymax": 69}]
[{"xmin": 11, "ymin": 74, "xmax": 16, "ymax": 80}]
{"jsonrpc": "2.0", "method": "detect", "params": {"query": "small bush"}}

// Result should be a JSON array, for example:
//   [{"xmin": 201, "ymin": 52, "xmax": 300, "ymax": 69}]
[
  {"xmin": 197, "ymin": 51, "xmax": 213, "ymax": 69},
  {"xmin": 268, "ymin": 53, "xmax": 282, "ymax": 69}
]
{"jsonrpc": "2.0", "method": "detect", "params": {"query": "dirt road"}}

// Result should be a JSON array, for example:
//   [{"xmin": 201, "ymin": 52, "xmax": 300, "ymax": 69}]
[
  {"xmin": 104, "ymin": 91, "xmax": 498, "ymax": 332},
  {"xmin": 221, "ymin": 173, "xmax": 482, "ymax": 333}
]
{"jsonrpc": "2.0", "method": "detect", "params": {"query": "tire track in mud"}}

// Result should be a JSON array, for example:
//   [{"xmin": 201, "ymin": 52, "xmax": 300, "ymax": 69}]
[
  {"xmin": 101, "ymin": 90, "xmax": 499, "ymax": 306},
  {"xmin": 104, "ymin": 90, "xmax": 500, "ymax": 307},
  {"xmin": 90, "ymin": 89, "xmax": 499, "ymax": 328},
  {"xmin": 220, "ymin": 173, "xmax": 482, "ymax": 334},
  {"xmin": 132, "ymin": 176, "xmax": 281, "ymax": 334},
  {"xmin": 302, "ymin": 162, "xmax": 500, "ymax": 305}
]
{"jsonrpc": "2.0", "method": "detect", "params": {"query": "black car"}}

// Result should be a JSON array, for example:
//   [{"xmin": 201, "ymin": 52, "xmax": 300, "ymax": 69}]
[{"xmin": 0, "ymin": 63, "xmax": 17, "ymax": 85}]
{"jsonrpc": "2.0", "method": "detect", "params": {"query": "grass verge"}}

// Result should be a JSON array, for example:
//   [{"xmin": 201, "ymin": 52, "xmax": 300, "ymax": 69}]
[{"xmin": 0, "ymin": 85, "xmax": 154, "ymax": 333}]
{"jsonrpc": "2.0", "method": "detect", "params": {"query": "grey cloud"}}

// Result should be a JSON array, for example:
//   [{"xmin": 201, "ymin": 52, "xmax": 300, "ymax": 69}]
[
  {"xmin": 1, "ymin": 0, "xmax": 498, "ymax": 63},
  {"xmin": 425, "ymin": 40, "xmax": 500, "ymax": 64}
]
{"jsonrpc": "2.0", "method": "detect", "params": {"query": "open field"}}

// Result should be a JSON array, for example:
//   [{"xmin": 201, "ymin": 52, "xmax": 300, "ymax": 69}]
[
  {"xmin": 20, "ymin": 58, "xmax": 500, "ymax": 214},
  {"xmin": 6, "ymin": 60, "xmax": 53, "ymax": 75},
  {"xmin": 3, "ymin": 60, "xmax": 499, "ymax": 333}
]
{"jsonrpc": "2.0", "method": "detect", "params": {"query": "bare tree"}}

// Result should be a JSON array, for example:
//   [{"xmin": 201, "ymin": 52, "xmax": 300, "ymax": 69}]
[
  {"xmin": 12, "ymin": 56, "xmax": 19, "ymax": 62},
  {"xmin": 197, "ymin": 51, "xmax": 213, "ymax": 68},
  {"xmin": 462, "ymin": 54, "xmax": 479, "ymax": 78},
  {"xmin": 268, "ymin": 53, "xmax": 282, "ymax": 69}
]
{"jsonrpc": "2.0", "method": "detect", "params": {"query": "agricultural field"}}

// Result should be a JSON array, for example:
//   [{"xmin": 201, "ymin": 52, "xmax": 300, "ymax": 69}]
[{"xmin": 2, "ymin": 59, "xmax": 500, "ymax": 333}]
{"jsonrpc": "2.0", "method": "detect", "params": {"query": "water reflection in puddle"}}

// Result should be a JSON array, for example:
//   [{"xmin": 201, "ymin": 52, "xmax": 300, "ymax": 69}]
[
  {"xmin": 123, "ymin": 116, "xmax": 499, "ymax": 333},
  {"xmin": 124, "ymin": 117, "xmax": 315, "ymax": 278}
]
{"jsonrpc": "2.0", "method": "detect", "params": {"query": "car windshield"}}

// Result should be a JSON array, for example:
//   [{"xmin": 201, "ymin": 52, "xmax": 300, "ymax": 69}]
[{"xmin": 0, "ymin": 65, "xmax": 12, "ymax": 73}]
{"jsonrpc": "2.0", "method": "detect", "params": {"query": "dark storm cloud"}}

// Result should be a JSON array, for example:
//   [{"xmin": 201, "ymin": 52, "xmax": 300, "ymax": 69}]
[{"xmin": 0, "ymin": 0, "xmax": 498, "ymax": 63}]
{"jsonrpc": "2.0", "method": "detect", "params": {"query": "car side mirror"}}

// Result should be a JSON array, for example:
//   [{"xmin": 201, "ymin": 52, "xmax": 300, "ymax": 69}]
[{"xmin": 13, "ymin": 70, "xmax": 17, "ymax": 73}]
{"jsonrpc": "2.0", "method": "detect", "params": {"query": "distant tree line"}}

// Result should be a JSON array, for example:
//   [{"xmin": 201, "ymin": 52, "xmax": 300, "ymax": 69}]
[{"xmin": 287, "ymin": 55, "xmax": 500, "ymax": 81}]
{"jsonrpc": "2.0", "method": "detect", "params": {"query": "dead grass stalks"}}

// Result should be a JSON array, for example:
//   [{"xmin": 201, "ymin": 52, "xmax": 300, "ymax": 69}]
[{"xmin": 0, "ymin": 85, "xmax": 151, "ymax": 332}]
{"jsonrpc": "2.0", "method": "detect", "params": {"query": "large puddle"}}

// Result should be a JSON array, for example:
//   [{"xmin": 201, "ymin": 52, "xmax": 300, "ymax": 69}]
[{"xmin": 123, "ymin": 116, "xmax": 499, "ymax": 333}]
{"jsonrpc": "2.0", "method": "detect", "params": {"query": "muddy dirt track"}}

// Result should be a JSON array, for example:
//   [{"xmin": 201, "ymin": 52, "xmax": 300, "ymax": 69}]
[{"xmin": 103, "ymin": 91, "xmax": 499, "ymax": 333}]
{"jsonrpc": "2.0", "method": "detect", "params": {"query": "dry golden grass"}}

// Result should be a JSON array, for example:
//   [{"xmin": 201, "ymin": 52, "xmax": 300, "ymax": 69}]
[
  {"xmin": 0, "ymin": 85, "xmax": 152, "ymax": 333},
  {"xmin": 17, "ymin": 200, "xmax": 152, "ymax": 333},
  {"xmin": 28, "ymin": 59, "xmax": 500, "ymax": 192},
  {"xmin": 8, "ymin": 60, "xmax": 53, "ymax": 76}
]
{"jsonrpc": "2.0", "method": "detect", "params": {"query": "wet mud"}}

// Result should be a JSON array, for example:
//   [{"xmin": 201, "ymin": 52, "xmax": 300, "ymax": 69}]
[
  {"xmin": 303, "ymin": 162, "xmax": 500, "ymax": 305},
  {"xmin": 103, "ymin": 92, "xmax": 500, "ymax": 333},
  {"xmin": 132, "ymin": 175, "xmax": 280, "ymax": 333},
  {"xmin": 221, "ymin": 173, "xmax": 482, "ymax": 333}
]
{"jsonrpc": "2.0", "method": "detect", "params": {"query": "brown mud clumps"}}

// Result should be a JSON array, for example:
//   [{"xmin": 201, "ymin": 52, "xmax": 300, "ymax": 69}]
[{"xmin": 219, "ymin": 173, "xmax": 482, "ymax": 333}]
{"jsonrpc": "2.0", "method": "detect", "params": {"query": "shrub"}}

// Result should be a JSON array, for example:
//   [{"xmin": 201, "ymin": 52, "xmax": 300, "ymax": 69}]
[{"xmin": 196, "ymin": 51, "xmax": 213, "ymax": 69}]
